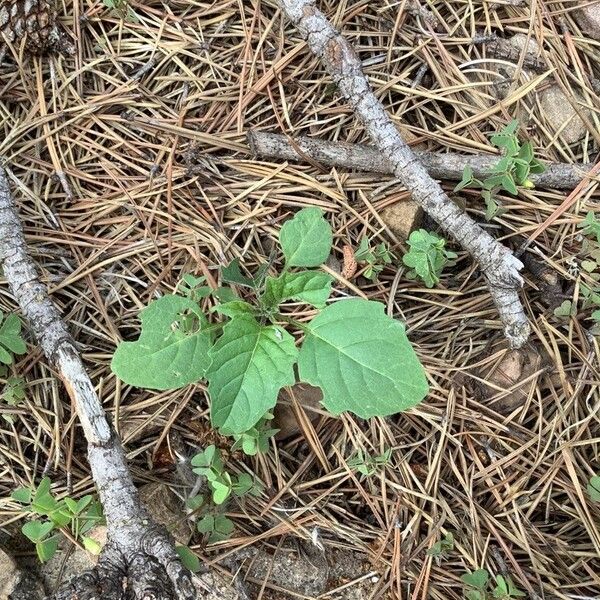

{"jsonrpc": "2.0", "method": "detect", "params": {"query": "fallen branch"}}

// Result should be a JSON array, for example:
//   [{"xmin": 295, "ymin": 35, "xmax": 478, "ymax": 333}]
[
  {"xmin": 247, "ymin": 131, "xmax": 588, "ymax": 190},
  {"xmin": 275, "ymin": 0, "xmax": 530, "ymax": 348},
  {"xmin": 0, "ymin": 168, "xmax": 198, "ymax": 600}
]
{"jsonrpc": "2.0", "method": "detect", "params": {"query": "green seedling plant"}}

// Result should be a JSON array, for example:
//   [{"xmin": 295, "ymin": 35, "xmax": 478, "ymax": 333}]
[
  {"xmin": 12, "ymin": 477, "xmax": 104, "ymax": 562},
  {"xmin": 427, "ymin": 532, "xmax": 454, "ymax": 558},
  {"xmin": 347, "ymin": 448, "xmax": 392, "ymax": 477},
  {"xmin": 231, "ymin": 413, "xmax": 278, "ymax": 456},
  {"xmin": 454, "ymin": 119, "xmax": 546, "ymax": 220},
  {"xmin": 554, "ymin": 212, "xmax": 600, "ymax": 333},
  {"xmin": 188, "ymin": 445, "xmax": 262, "ymax": 543},
  {"xmin": 403, "ymin": 229, "xmax": 457, "ymax": 288},
  {"xmin": 111, "ymin": 207, "xmax": 429, "ymax": 438},
  {"xmin": 461, "ymin": 569, "xmax": 525, "ymax": 600},
  {"xmin": 354, "ymin": 237, "xmax": 394, "ymax": 280}
]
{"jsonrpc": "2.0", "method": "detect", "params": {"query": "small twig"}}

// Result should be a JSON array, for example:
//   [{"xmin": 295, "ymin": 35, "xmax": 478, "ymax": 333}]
[
  {"xmin": 0, "ymin": 168, "xmax": 198, "ymax": 600},
  {"xmin": 256, "ymin": 1, "xmax": 533, "ymax": 348},
  {"xmin": 247, "ymin": 131, "xmax": 589, "ymax": 191}
]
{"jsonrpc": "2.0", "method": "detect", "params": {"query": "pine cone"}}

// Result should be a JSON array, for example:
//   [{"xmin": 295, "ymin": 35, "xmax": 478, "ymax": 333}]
[{"xmin": 0, "ymin": 0, "xmax": 58, "ymax": 54}]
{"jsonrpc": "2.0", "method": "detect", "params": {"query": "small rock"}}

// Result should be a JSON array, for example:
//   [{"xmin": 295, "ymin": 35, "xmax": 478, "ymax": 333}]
[
  {"xmin": 380, "ymin": 200, "xmax": 422, "ymax": 240},
  {"xmin": 138, "ymin": 483, "xmax": 192, "ymax": 545},
  {"xmin": 273, "ymin": 383, "xmax": 324, "ymax": 440},
  {"xmin": 0, "ymin": 547, "xmax": 20, "ymax": 597},
  {"xmin": 575, "ymin": 5, "xmax": 600, "ymax": 41},
  {"xmin": 538, "ymin": 85, "xmax": 589, "ymax": 145}
]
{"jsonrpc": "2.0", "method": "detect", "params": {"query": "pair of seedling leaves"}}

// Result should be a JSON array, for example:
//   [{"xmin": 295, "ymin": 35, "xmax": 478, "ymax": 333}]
[
  {"xmin": 454, "ymin": 119, "xmax": 546, "ymax": 220},
  {"xmin": 112, "ymin": 208, "xmax": 429, "ymax": 435}
]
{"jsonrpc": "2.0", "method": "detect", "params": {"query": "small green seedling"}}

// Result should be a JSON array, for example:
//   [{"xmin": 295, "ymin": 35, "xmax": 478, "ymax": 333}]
[
  {"xmin": 231, "ymin": 413, "xmax": 278, "ymax": 456},
  {"xmin": 354, "ymin": 237, "xmax": 393, "ymax": 280},
  {"xmin": 111, "ymin": 207, "xmax": 429, "ymax": 436},
  {"xmin": 427, "ymin": 532, "xmax": 454, "ymax": 557},
  {"xmin": 455, "ymin": 119, "xmax": 546, "ymax": 220},
  {"xmin": 347, "ymin": 448, "xmax": 392, "ymax": 477},
  {"xmin": 12, "ymin": 478, "xmax": 104, "ymax": 562},
  {"xmin": 403, "ymin": 229, "xmax": 457, "ymax": 288},
  {"xmin": 461, "ymin": 569, "xmax": 525, "ymax": 600},
  {"xmin": 197, "ymin": 514, "xmax": 235, "ymax": 543},
  {"xmin": 578, "ymin": 212, "xmax": 600, "ymax": 244},
  {"xmin": 0, "ymin": 311, "xmax": 26, "ymax": 366},
  {"xmin": 190, "ymin": 445, "xmax": 260, "ymax": 505},
  {"xmin": 588, "ymin": 474, "xmax": 600, "ymax": 502}
]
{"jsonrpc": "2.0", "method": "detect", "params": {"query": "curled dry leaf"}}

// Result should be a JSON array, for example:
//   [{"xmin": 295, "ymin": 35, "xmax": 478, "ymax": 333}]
[
  {"xmin": 273, "ymin": 383, "xmax": 324, "ymax": 440},
  {"xmin": 341, "ymin": 244, "xmax": 357, "ymax": 279},
  {"xmin": 476, "ymin": 345, "xmax": 552, "ymax": 414}
]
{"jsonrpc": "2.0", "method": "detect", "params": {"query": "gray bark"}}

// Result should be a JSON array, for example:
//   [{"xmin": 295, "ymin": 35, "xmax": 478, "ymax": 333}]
[
  {"xmin": 0, "ymin": 167, "xmax": 198, "ymax": 600},
  {"xmin": 276, "ymin": 0, "xmax": 530, "ymax": 348},
  {"xmin": 247, "ymin": 131, "xmax": 588, "ymax": 191}
]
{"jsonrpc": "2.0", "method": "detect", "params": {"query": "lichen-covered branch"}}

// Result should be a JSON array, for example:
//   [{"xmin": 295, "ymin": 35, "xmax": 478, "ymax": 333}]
[
  {"xmin": 0, "ymin": 167, "xmax": 198, "ymax": 600},
  {"xmin": 276, "ymin": 0, "xmax": 530, "ymax": 348},
  {"xmin": 247, "ymin": 131, "xmax": 588, "ymax": 190}
]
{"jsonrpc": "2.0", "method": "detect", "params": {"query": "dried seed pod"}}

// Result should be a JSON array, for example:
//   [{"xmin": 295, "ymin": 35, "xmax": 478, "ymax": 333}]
[{"xmin": 0, "ymin": 0, "xmax": 58, "ymax": 54}]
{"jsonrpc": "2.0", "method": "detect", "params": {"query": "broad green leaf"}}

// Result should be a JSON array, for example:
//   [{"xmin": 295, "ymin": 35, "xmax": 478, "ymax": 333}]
[
  {"xmin": 207, "ymin": 317, "xmax": 298, "ymax": 434},
  {"xmin": 186, "ymin": 495, "xmax": 204, "ymax": 511},
  {"xmin": 493, "ymin": 575, "xmax": 508, "ymax": 598},
  {"xmin": 11, "ymin": 487, "xmax": 32, "ymax": 504},
  {"xmin": 0, "ymin": 313, "xmax": 26, "ymax": 365},
  {"xmin": 297, "ymin": 300, "xmax": 428, "ymax": 419},
  {"xmin": 111, "ymin": 295, "xmax": 213, "ymax": 390},
  {"xmin": 500, "ymin": 173, "xmax": 518, "ymax": 195},
  {"xmin": 232, "ymin": 473, "xmax": 254, "ymax": 496},
  {"xmin": 176, "ymin": 545, "xmax": 201, "ymax": 572},
  {"xmin": 36, "ymin": 536, "xmax": 59, "ymax": 562},
  {"xmin": 553, "ymin": 300, "xmax": 575, "ymax": 318},
  {"xmin": 461, "ymin": 569, "xmax": 489, "ymax": 590},
  {"xmin": 22, "ymin": 520, "xmax": 54, "ymax": 542},
  {"xmin": 211, "ymin": 478, "xmax": 231, "ymax": 505},
  {"xmin": 264, "ymin": 271, "xmax": 333, "ymax": 309},
  {"xmin": 588, "ymin": 475, "xmax": 600, "ymax": 501},
  {"xmin": 529, "ymin": 158, "xmax": 546, "ymax": 174},
  {"xmin": 64, "ymin": 498, "xmax": 78, "ymax": 514},
  {"xmin": 279, "ymin": 207, "xmax": 332, "ymax": 267}
]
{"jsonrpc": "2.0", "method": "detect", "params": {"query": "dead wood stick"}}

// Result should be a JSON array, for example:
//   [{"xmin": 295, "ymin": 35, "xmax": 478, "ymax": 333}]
[
  {"xmin": 276, "ymin": 0, "xmax": 530, "ymax": 348},
  {"xmin": 247, "ymin": 131, "xmax": 588, "ymax": 191},
  {"xmin": 0, "ymin": 168, "xmax": 198, "ymax": 600}
]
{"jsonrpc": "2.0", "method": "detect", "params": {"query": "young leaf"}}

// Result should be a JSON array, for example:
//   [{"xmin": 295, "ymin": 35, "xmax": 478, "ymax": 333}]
[
  {"xmin": 554, "ymin": 300, "xmax": 575, "ymax": 318},
  {"xmin": 11, "ymin": 487, "xmax": 32, "ymax": 504},
  {"xmin": 36, "ymin": 536, "xmax": 59, "ymax": 563},
  {"xmin": 212, "ymin": 301, "xmax": 256, "ymax": 319},
  {"xmin": 461, "ymin": 569, "xmax": 489, "ymax": 590},
  {"xmin": 176, "ymin": 545, "xmax": 201, "ymax": 572},
  {"xmin": 207, "ymin": 317, "xmax": 298, "ymax": 434},
  {"xmin": 22, "ymin": 520, "xmax": 54, "ymax": 542},
  {"xmin": 0, "ymin": 312, "xmax": 26, "ymax": 365},
  {"xmin": 279, "ymin": 207, "xmax": 332, "ymax": 267},
  {"xmin": 221, "ymin": 259, "xmax": 256, "ymax": 288},
  {"xmin": 454, "ymin": 165, "xmax": 474, "ymax": 192},
  {"xmin": 588, "ymin": 475, "xmax": 600, "ymax": 502},
  {"xmin": 297, "ymin": 299, "xmax": 429, "ymax": 419},
  {"xmin": 111, "ymin": 296, "xmax": 214, "ymax": 390},
  {"xmin": 82, "ymin": 536, "xmax": 102, "ymax": 556},
  {"xmin": 263, "ymin": 271, "xmax": 333, "ymax": 309}
]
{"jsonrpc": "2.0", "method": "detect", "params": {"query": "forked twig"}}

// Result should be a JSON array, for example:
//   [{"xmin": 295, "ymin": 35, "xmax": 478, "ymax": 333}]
[
  {"xmin": 275, "ymin": 0, "xmax": 531, "ymax": 348},
  {"xmin": 0, "ymin": 168, "xmax": 198, "ymax": 600}
]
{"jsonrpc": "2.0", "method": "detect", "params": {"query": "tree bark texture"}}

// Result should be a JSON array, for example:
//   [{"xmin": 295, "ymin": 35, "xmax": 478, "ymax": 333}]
[
  {"xmin": 275, "ymin": 0, "xmax": 531, "ymax": 348},
  {"xmin": 0, "ymin": 168, "xmax": 198, "ymax": 600}
]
